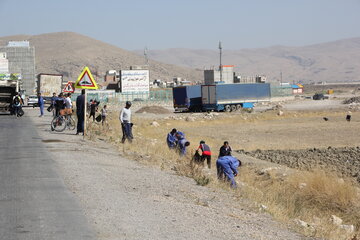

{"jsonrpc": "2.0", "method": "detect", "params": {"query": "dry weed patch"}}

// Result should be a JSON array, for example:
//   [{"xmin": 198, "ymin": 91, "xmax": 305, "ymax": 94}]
[{"xmin": 87, "ymin": 109, "xmax": 360, "ymax": 239}]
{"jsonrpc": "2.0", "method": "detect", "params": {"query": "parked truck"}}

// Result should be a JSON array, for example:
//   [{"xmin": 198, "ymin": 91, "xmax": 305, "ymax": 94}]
[
  {"xmin": 37, "ymin": 74, "xmax": 63, "ymax": 102},
  {"xmin": 0, "ymin": 77, "xmax": 21, "ymax": 112},
  {"xmin": 173, "ymin": 85, "xmax": 202, "ymax": 112},
  {"xmin": 201, "ymin": 83, "xmax": 271, "ymax": 112}
]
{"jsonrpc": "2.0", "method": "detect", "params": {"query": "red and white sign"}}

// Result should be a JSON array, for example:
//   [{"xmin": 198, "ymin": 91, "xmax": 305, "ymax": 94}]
[
  {"xmin": 74, "ymin": 66, "xmax": 98, "ymax": 89},
  {"xmin": 63, "ymin": 81, "xmax": 75, "ymax": 93}
]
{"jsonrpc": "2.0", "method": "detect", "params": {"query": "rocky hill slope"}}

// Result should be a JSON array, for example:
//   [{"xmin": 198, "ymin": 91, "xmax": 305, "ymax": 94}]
[
  {"xmin": 0, "ymin": 32, "xmax": 203, "ymax": 83},
  {"xmin": 136, "ymin": 38, "xmax": 360, "ymax": 84}
]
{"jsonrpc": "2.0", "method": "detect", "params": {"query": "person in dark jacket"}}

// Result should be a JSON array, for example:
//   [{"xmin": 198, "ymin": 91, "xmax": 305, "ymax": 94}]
[
  {"xmin": 76, "ymin": 89, "xmax": 85, "ymax": 135},
  {"xmin": 50, "ymin": 92, "xmax": 57, "ymax": 116},
  {"xmin": 54, "ymin": 93, "xmax": 65, "ymax": 117},
  {"xmin": 89, "ymin": 99, "xmax": 97, "ymax": 121},
  {"xmin": 219, "ymin": 141, "xmax": 232, "ymax": 157},
  {"xmin": 197, "ymin": 140, "xmax": 212, "ymax": 168},
  {"xmin": 216, "ymin": 155, "xmax": 240, "ymax": 188},
  {"xmin": 166, "ymin": 128, "xmax": 177, "ymax": 149}
]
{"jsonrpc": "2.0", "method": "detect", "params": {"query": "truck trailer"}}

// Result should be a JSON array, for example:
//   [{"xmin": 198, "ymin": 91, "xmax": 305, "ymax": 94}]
[
  {"xmin": 37, "ymin": 74, "xmax": 63, "ymax": 96},
  {"xmin": 0, "ymin": 78, "xmax": 20, "ymax": 112},
  {"xmin": 201, "ymin": 83, "xmax": 271, "ymax": 112},
  {"xmin": 172, "ymin": 85, "xmax": 202, "ymax": 112}
]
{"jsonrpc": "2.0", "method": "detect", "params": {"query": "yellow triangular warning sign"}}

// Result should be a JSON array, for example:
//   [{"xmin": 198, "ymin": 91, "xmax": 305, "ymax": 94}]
[
  {"xmin": 63, "ymin": 81, "xmax": 75, "ymax": 93},
  {"xmin": 74, "ymin": 67, "xmax": 98, "ymax": 89}
]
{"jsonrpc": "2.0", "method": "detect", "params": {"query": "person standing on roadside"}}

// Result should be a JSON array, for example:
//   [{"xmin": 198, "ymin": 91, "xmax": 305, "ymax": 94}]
[
  {"xmin": 51, "ymin": 92, "xmax": 57, "ymax": 116},
  {"xmin": 37, "ymin": 92, "xmax": 45, "ymax": 117},
  {"xmin": 101, "ymin": 105, "xmax": 107, "ymax": 126},
  {"xmin": 54, "ymin": 93, "xmax": 65, "ymax": 117},
  {"xmin": 65, "ymin": 93, "xmax": 72, "ymax": 109},
  {"xmin": 12, "ymin": 92, "xmax": 23, "ymax": 117},
  {"xmin": 89, "ymin": 99, "xmax": 97, "ymax": 121},
  {"xmin": 119, "ymin": 101, "xmax": 133, "ymax": 143},
  {"xmin": 76, "ymin": 89, "xmax": 85, "ymax": 135},
  {"xmin": 219, "ymin": 141, "xmax": 232, "ymax": 157}
]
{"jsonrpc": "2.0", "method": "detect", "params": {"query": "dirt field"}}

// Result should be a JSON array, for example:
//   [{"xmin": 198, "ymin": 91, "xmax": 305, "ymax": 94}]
[{"xmin": 27, "ymin": 91, "xmax": 360, "ymax": 240}]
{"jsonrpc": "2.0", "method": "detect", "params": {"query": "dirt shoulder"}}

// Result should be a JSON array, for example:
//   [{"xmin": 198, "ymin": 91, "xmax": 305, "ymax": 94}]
[{"xmin": 27, "ymin": 108, "xmax": 311, "ymax": 240}]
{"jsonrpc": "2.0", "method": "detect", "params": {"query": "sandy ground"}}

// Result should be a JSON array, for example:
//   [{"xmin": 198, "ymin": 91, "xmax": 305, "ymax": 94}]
[{"xmin": 26, "ymin": 108, "xmax": 311, "ymax": 240}]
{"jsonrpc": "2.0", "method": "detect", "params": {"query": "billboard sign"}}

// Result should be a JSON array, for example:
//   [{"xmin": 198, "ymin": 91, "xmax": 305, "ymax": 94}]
[
  {"xmin": 0, "ymin": 73, "xmax": 21, "ymax": 81},
  {"xmin": 120, "ymin": 70, "xmax": 149, "ymax": 93}
]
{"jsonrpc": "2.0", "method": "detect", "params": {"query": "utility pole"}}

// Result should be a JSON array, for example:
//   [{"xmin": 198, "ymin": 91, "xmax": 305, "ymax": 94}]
[
  {"xmin": 144, "ymin": 47, "xmax": 149, "ymax": 66},
  {"xmin": 219, "ymin": 41, "xmax": 222, "ymax": 82}
]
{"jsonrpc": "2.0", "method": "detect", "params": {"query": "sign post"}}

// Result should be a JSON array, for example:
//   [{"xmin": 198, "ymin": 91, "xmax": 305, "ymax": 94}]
[{"xmin": 74, "ymin": 67, "xmax": 98, "ymax": 138}]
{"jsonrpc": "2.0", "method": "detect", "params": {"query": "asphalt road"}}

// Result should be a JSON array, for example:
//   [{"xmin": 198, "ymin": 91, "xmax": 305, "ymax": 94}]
[{"xmin": 0, "ymin": 113, "xmax": 96, "ymax": 240}]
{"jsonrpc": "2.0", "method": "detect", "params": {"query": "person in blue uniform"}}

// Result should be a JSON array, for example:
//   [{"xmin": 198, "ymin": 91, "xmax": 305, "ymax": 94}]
[{"xmin": 216, "ymin": 155, "xmax": 241, "ymax": 188}]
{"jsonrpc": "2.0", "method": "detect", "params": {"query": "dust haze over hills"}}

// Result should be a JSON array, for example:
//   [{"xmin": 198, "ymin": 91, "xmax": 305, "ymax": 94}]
[
  {"xmin": 135, "ymin": 38, "xmax": 360, "ymax": 84},
  {"xmin": 0, "ymin": 32, "xmax": 203, "ymax": 83}
]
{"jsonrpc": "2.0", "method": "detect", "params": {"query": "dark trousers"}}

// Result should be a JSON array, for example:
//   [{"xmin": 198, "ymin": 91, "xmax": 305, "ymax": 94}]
[
  {"xmin": 77, "ymin": 113, "xmax": 84, "ymax": 133},
  {"xmin": 121, "ymin": 122, "xmax": 133, "ymax": 143},
  {"xmin": 89, "ymin": 111, "xmax": 95, "ymax": 121},
  {"xmin": 13, "ymin": 106, "xmax": 20, "ymax": 116},
  {"xmin": 201, "ymin": 155, "xmax": 211, "ymax": 169}
]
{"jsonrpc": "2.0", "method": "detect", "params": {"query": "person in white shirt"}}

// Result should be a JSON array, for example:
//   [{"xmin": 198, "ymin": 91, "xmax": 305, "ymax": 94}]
[
  {"xmin": 119, "ymin": 101, "xmax": 133, "ymax": 143},
  {"xmin": 65, "ymin": 93, "xmax": 72, "ymax": 109}
]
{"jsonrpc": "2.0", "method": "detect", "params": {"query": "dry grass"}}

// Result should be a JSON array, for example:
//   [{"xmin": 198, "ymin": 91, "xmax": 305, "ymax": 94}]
[
  {"xmin": 239, "ymin": 166, "xmax": 360, "ymax": 239},
  {"xmin": 87, "ymin": 109, "xmax": 360, "ymax": 239}
]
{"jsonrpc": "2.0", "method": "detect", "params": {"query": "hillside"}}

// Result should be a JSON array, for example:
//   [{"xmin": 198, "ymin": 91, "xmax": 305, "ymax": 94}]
[
  {"xmin": 136, "ymin": 38, "xmax": 360, "ymax": 83},
  {"xmin": 0, "ymin": 32, "xmax": 203, "ymax": 83}
]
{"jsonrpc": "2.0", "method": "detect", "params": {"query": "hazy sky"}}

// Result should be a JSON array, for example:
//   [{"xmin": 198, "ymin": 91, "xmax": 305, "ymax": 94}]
[{"xmin": 1, "ymin": 0, "xmax": 359, "ymax": 50}]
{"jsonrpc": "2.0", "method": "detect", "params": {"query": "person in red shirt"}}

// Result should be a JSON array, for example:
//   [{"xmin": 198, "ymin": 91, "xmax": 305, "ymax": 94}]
[{"xmin": 197, "ymin": 140, "xmax": 212, "ymax": 169}]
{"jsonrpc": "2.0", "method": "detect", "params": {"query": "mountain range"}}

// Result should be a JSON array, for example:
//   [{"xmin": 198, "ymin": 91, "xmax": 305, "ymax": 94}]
[
  {"xmin": 135, "ymin": 38, "xmax": 360, "ymax": 84},
  {"xmin": 0, "ymin": 32, "xmax": 203, "ymax": 84},
  {"xmin": 0, "ymin": 32, "xmax": 359, "ymax": 84}
]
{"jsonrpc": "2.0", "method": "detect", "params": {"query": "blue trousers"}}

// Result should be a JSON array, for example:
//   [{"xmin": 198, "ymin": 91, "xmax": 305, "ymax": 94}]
[
  {"xmin": 216, "ymin": 160, "xmax": 236, "ymax": 187},
  {"xmin": 39, "ymin": 104, "xmax": 44, "ymax": 115},
  {"xmin": 121, "ymin": 122, "xmax": 133, "ymax": 143}
]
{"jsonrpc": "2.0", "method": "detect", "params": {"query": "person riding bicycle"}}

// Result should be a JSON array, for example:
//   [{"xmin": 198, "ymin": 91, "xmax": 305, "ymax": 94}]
[{"xmin": 54, "ymin": 93, "xmax": 65, "ymax": 117}]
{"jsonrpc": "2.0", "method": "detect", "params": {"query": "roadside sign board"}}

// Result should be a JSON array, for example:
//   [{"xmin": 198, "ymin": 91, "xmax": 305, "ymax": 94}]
[
  {"xmin": 74, "ymin": 66, "xmax": 98, "ymax": 89},
  {"xmin": 63, "ymin": 81, "xmax": 75, "ymax": 93}
]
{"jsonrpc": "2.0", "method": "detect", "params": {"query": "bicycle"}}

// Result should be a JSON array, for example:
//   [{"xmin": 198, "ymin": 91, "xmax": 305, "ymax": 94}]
[{"xmin": 51, "ymin": 109, "xmax": 75, "ymax": 132}]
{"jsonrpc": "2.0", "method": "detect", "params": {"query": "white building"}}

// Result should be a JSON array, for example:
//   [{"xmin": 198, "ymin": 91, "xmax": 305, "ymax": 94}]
[{"xmin": 0, "ymin": 52, "xmax": 9, "ymax": 73}]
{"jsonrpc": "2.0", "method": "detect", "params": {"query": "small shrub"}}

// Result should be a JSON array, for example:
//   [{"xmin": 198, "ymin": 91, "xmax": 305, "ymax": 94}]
[{"xmin": 194, "ymin": 175, "xmax": 211, "ymax": 186}]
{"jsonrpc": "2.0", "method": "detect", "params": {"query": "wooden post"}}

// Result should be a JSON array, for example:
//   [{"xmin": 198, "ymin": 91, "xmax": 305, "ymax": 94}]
[{"xmin": 83, "ymin": 89, "xmax": 87, "ymax": 139}]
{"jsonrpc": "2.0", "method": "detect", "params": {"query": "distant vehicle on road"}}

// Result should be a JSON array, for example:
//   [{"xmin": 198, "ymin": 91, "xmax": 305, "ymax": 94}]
[
  {"xmin": 313, "ymin": 93, "xmax": 326, "ymax": 100},
  {"xmin": 27, "ymin": 95, "xmax": 38, "ymax": 107}
]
